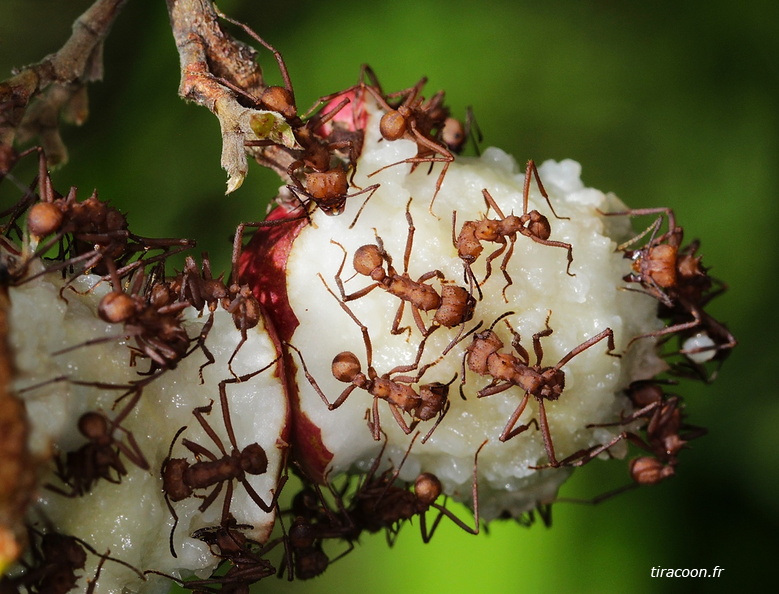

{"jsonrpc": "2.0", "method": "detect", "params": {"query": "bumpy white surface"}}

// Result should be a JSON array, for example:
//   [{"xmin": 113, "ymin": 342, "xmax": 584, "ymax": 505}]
[
  {"xmin": 286, "ymin": 108, "xmax": 666, "ymax": 519},
  {"xmin": 7, "ymin": 264, "xmax": 287, "ymax": 593}
]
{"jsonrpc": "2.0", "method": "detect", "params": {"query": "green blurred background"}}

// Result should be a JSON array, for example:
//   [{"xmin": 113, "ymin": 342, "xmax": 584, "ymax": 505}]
[{"xmin": 1, "ymin": 1, "xmax": 776, "ymax": 592}]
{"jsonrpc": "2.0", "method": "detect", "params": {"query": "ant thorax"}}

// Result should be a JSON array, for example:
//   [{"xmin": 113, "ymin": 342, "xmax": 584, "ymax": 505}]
[
  {"xmin": 4, "ymin": 260, "xmax": 288, "ymax": 591},
  {"xmin": 275, "ymin": 100, "xmax": 667, "ymax": 520}
]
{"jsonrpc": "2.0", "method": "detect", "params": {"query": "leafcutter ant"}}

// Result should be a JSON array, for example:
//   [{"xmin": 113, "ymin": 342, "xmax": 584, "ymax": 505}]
[
  {"xmin": 453, "ymin": 162, "xmax": 574, "ymax": 302},
  {"xmin": 461, "ymin": 311, "xmax": 619, "ymax": 468},
  {"xmin": 333, "ymin": 198, "xmax": 475, "ymax": 338},
  {"xmin": 360, "ymin": 68, "xmax": 455, "ymax": 214},
  {"xmin": 161, "ymin": 363, "xmax": 284, "ymax": 557},
  {"xmin": 45, "ymin": 410, "xmax": 149, "ymax": 497},
  {"xmin": 289, "ymin": 275, "xmax": 453, "ymax": 442}
]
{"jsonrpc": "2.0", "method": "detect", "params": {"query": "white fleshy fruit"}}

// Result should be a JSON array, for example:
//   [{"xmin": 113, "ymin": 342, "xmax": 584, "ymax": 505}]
[
  {"xmin": 6, "ymin": 261, "xmax": 288, "ymax": 593},
  {"xmin": 283, "ymin": 106, "xmax": 666, "ymax": 519}
]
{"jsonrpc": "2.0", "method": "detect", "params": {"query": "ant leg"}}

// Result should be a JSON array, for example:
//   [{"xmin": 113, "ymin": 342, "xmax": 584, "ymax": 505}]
[
  {"xmin": 318, "ymin": 272, "xmax": 373, "ymax": 367},
  {"xmin": 556, "ymin": 327, "xmax": 619, "ymax": 370},
  {"xmin": 421, "ymin": 440, "xmax": 487, "ymax": 541},
  {"xmin": 524, "ymin": 160, "xmax": 568, "ymax": 220},
  {"xmin": 191, "ymin": 403, "xmax": 228, "ymax": 456},
  {"xmin": 498, "ymin": 394, "xmax": 538, "ymax": 442}
]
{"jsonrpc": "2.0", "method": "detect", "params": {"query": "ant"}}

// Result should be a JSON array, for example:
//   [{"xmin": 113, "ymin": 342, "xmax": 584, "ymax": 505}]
[
  {"xmin": 461, "ymin": 311, "xmax": 620, "ymax": 468},
  {"xmin": 96, "ymin": 258, "xmax": 191, "ymax": 374},
  {"xmin": 45, "ymin": 410, "xmax": 149, "ymax": 498},
  {"xmin": 348, "ymin": 433, "xmax": 486, "ymax": 544},
  {"xmin": 147, "ymin": 515, "xmax": 281, "ymax": 591},
  {"xmin": 607, "ymin": 208, "xmax": 736, "ymax": 365},
  {"xmin": 560, "ymin": 381, "xmax": 708, "ymax": 506},
  {"xmin": 161, "ymin": 364, "xmax": 285, "ymax": 558},
  {"xmin": 2, "ymin": 527, "xmax": 144, "ymax": 593},
  {"xmin": 290, "ymin": 275, "xmax": 453, "ymax": 442},
  {"xmin": 333, "ymin": 198, "xmax": 475, "ymax": 337},
  {"xmin": 218, "ymin": 11, "xmax": 378, "ymax": 223},
  {"xmin": 23, "ymin": 149, "xmax": 192, "ymax": 281},
  {"xmin": 360, "ymin": 68, "xmax": 455, "ymax": 214},
  {"xmin": 453, "ymin": 162, "xmax": 574, "ymax": 302},
  {"xmin": 160, "ymin": 253, "xmax": 228, "ymax": 381}
]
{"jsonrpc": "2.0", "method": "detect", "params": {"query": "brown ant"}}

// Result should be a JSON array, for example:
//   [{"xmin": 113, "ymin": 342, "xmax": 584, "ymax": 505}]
[
  {"xmin": 606, "ymin": 207, "xmax": 736, "ymax": 366},
  {"xmin": 45, "ymin": 410, "xmax": 149, "ymax": 498},
  {"xmin": 22, "ymin": 149, "xmax": 192, "ymax": 281},
  {"xmin": 147, "ymin": 515, "xmax": 281, "ymax": 591},
  {"xmin": 161, "ymin": 364, "xmax": 285, "ymax": 558},
  {"xmin": 333, "ymin": 198, "xmax": 475, "ymax": 337},
  {"xmin": 96, "ymin": 258, "xmax": 191, "ymax": 374},
  {"xmin": 348, "ymin": 433, "xmax": 486, "ymax": 544},
  {"xmin": 3, "ymin": 528, "xmax": 144, "ymax": 593},
  {"xmin": 218, "ymin": 11, "xmax": 379, "ymax": 224},
  {"xmin": 453, "ymin": 163, "xmax": 574, "ymax": 302},
  {"xmin": 461, "ymin": 311, "xmax": 619, "ymax": 468},
  {"xmin": 360, "ymin": 68, "xmax": 455, "ymax": 214},
  {"xmin": 559, "ymin": 381, "xmax": 708, "ymax": 506},
  {"xmin": 290, "ymin": 276, "xmax": 453, "ymax": 442}
]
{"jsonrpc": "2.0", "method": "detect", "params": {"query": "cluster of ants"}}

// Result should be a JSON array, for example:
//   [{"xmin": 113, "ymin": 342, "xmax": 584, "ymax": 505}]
[
  {"xmin": 0, "ymin": 146, "xmax": 285, "ymax": 591},
  {"xmin": 0, "ymin": 12, "xmax": 736, "ymax": 591}
]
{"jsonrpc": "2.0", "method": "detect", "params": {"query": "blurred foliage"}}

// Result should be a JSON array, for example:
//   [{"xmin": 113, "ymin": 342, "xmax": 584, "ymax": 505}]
[{"xmin": 1, "ymin": 0, "xmax": 777, "ymax": 592}]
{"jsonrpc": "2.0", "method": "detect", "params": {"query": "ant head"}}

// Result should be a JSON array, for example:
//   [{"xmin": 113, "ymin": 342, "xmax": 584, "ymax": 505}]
[
  {"xmin": 630, "ymin": 456, "xmax": 674, "ymax": 485},
  {"xmin": 27, "ymin": 202, "xmax": 64, "ymax": 239},
  {"xmin": 162, "ymin": 458, "xmax": 193, "ymax": 502},
  {"xmin": 98, "ymin": 292, "xmax": 138, "ymax": 324},
  {"xmin": 414, "ymin": 472, "xmax": 442, "ymax": 506},
  {"xmin": 525, "ymin": 211, "xmax": 551, "ymax": 240},
  {"xmin": 78, "ymin": 411, "xmax": 109, "ymax": 441},
  {"xmin": 442, "ymin": 117, "xmax": 465, "ymax": 152},
  {"xmin": 379, "ymin": 110, "xmax": 407, "ymax": 141},
  {"xmin": 353, "ymin": 244, "xmax": 384, "ymax": 277},
  {"xmin": 240, "ymin": 443, "xmax": 269, "ymax": 475},
  {"xmin": 539, "ymin": 368, "xmax": 565, "ymax": 400},
  {"xmin": 332, "ymin": 351, "xmax": 361, "ymax": 382},
  {"xmin": 260, "ymin": 85, "xmax": 296, "ymax": 120},
  {"xmin": 304, "ymin": 168, "xmax": 349, "ymax": 213}
]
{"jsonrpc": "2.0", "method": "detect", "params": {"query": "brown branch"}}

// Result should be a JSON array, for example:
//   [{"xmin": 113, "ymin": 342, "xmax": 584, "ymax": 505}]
[
  {"xmin": 166, "ymin": 0, "xmax": 298, "ymax": 193},
  {"xmin": 0, "ymin": 0, "xmax": 128, "ymax": 167}
]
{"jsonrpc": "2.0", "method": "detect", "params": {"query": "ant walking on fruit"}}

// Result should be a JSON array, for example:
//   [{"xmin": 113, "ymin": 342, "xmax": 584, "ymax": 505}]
[
  {"xmin": 359, "ymin": 67, "xmax": 456, "ymax": 215},
  {"xmin": 333, "ymin": 197, "xmax": 475, "ymax": 339},
  {"xmin": 453, "ymin": 161, "xmax": 574, "ymax": 302},
  {"xmin": 161, "ymin": 361, "xmax": 285, "ymax": 557},
  {"xmin": 460, "ymin": 311, "xmax": 620, "ymax": 468},
  {"xmin": 289, "ymin": 275, "xmax": 454, "ymax": 442},
  {"xmin": 45, "ymin": 410, "xmax": 149, "ymax": 498}
]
